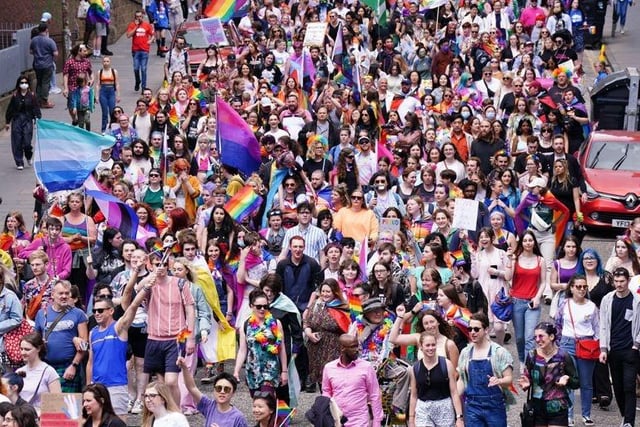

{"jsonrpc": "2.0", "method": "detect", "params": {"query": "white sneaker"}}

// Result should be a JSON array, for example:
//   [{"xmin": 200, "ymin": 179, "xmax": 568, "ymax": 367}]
[
  {"xmin": 16, "ymin": 165, "xmax": 23, "ymax": 171},
  {"xmin": 49, "ymin": 86, "xmax": 62, "ymax": 94},
  {"xmin": 621, "ymin": 28, "xmax": 625, "ymax": 34},
  {"xmin": 130, "ymin": 399, "xmax": 143, "ymax": 414}
]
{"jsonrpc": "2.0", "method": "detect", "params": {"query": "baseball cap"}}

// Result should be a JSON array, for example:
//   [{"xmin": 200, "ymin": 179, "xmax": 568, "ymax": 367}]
[
  {"xmin": 41, "ymin": 12, "xmax": 52, "ymax": 22},
  {"xmin": 260, "ymin": 97, "xmax": 273, "ymax": 107},
  {"xmin": 527, "ymin": 177, "xmax": 546, "ymax": 188}
]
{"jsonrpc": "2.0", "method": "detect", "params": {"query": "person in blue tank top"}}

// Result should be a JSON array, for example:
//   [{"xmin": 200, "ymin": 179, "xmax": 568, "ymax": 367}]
[{"xmin": 86, "ymin": 273, "xmax": 148, "ymax": 417}]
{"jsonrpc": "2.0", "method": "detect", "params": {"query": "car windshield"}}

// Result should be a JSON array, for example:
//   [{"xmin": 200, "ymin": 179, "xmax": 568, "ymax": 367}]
[
  {"xmin": 182, "ymin": 28, "xmax": 228, "ymax": 48},
  {"xmin": 586, "ymin": 140, "xmax": 640, "ymax": 171}
]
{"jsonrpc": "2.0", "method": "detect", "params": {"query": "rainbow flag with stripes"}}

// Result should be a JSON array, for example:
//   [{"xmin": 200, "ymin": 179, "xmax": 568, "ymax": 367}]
[
  {"xmin": 277, "ymin": 400, "xmax": 295, "ymax": 426},
  {"xmin": 349, "ymin": 294, "xmax": 363, "ymax": 322},
  {"xmin": 450, "ymin": 249, "xmax": 466, "ymax": 266},
  {"xmin": 204, "ymin": 0, "xmax": 236, "ymax": 21},
  {"xmin": 496, "ymin": 229, "xmax": 507, "ymax": 248},
  {"xmin": 223, "ymin": 185, "xmax": 262, "ymax": 223}
]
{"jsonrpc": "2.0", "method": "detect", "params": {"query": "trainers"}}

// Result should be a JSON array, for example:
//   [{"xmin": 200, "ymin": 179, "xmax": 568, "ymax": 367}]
[
  {"xmin": 127, "ymin": 399, "xmax": 134, "ymax": 413},
  {"xmin": 130, "ymin": 399, "xmax": 143, "ymax": 414},
  {"xmin": 568, "ymin": 417, "xmax": 574, "ymax": 426},
  {"xmin": 201, "ymin": 366, "xmax": 215, "ymax": 384},
  {"xmin": 582, "ymin": 416, "xmax": 594, "ymax": 426},
  {"xmin": 17, "ymin": 165, "xmax": 23, "ymax": 170},
  {"xmin": 49, "ymin": 86, "xmax": 62, "ymax": 94}
]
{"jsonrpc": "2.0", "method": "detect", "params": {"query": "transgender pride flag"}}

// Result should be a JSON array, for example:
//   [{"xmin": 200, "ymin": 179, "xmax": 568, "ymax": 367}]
[{"xmin": 35, "ymin": 119, "xmax": 115, "ymax": 192}]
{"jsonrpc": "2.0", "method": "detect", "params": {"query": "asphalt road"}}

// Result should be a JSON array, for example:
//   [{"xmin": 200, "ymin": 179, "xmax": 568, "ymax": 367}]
[{"xmin": 2, "ymin": 9, "xmax": 640, "ymax": 424}]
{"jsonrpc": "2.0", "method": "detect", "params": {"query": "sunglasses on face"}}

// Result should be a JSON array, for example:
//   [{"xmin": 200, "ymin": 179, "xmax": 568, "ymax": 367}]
[
  {"xmin": 253, "ymin": 304, "xmax": 269, "ymax": 310},
  {"xmin": 351, "ymin": 195, "xmax": 363, "ymax": 200},
  {"xmin": 214, "ymin": 385, "xmax": 233, "ymax": 393},
  {"xmin": 573, "ymin": 285, "xmax": 588, "ymax": 290},
  {"xmin": 93, "ymin": 307, "xmax": 110, "ymax": 314},
  {"xmin": 467, "ymin": 326, "xmax": 483, "ymax": 332}
]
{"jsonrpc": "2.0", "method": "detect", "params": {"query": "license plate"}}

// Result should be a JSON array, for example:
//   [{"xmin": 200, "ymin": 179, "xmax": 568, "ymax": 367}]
[{"xmin": 612, "ymin": 219, "xmax": 632, "ymax": 228}]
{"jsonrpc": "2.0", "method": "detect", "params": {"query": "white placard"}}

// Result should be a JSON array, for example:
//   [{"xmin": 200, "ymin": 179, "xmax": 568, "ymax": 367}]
[
  {"xmin": 380, "ymin": 217, "xmax": 401, "ymax": 234},
  {"xmin": 282, "ymin": 116, "xmax": 306, "ymax": 140},
  {"xmin": 303, "ymin": 22, "xmax": 328, "ymax": 47},
  {"xmin": 452, "ymin": 198, "xmax": 478, "ymax": 231}
]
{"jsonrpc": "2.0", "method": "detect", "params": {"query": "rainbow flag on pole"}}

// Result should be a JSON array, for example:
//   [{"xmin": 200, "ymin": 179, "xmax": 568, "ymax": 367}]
[
  {"xmin": 277, "ymin": 400, "xmax": 295, "ymax": 427},
  {"xmin": 204, "ymin": 0, "xmax": 236, "ymax": 21},
  {"xmin": 223, "ymin": 185, "xmax": 262, "ymax": 222}
]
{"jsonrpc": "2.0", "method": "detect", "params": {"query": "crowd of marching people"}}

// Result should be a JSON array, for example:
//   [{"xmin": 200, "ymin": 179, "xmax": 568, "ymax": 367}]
[{"xmin": 2, "ymin": 0, "xmax": 640, "ymax": 425}]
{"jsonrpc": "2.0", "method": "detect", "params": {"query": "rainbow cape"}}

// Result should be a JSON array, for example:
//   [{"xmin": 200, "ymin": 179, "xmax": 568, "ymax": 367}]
[
  {"xmin": 445, "ymin": 305, "xmax": 472, "ymax": 340},
  {"xmin": 514, "ymin": 192, "xmax": 570, "ymax": 248},
  {"xmin": 223, "ymin": 185, "xmax": 262, "ymax": 223},
  {"xmin": 204, "ymin": 0, "xmax": 236, "ymax": 21}
]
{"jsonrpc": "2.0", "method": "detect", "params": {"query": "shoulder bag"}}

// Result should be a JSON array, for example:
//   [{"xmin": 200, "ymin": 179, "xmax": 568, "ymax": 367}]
[
  {"xmin": 4, "ymin": 318, "xmax": 34, "ymax": 363},
  {"xmin": 490, "ymin": 287, "xmax": 513, "ymax": 322},
  {"xmin": 567, "ymin": 300, "xmax": 600, "ymax": 361},
  {"xmin": 519, "ymin": 351, "xmax": 536, "ymax": 427}
]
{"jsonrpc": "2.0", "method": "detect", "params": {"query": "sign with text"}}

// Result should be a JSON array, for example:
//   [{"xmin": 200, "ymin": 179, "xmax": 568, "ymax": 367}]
[
  {"xmin": 452, "ymin": 198, "xmax": 478, "ymax": 231},
  {"xmin": 380, "ymin": 217, "xmax": 401, "ymax": 234},
  {"xmin": 200, "ymin": 17, "xmax": 228, "ymax": 45},
  {"xmin": 303, "ymin": 22, "xmax": 327, "ymax": 47}
]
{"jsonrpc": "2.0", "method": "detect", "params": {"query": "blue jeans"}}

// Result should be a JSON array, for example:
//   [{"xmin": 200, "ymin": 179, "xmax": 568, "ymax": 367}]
[
  {"xmin": 99, "ymin": 84, "xmax": 116, "ymax": 132},
  {"xmin": 464, "ymin": 395, "xmax": 507, "ymax": 427},
  {"xmin": 132, "ymin": 50, "xmax": 149, "ymax": 88},
  {"xmin": 559, "ymin": 336, "xmax": 595, "ymax": 419},
  {"xmin": 512, "ymin": 297, "xmax": 540, "ymax": 363},
  {"xmin": 614, "ymin": 0, "xmax": 631, "ymax": 27}
]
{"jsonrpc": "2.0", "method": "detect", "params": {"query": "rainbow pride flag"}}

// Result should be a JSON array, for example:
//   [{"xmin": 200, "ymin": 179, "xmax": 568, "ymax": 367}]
[
  {"xmin": 277, "ymin": 400, "xmax": 295, "ymax": 427},
  {"xmin": 450, "ymin": 249, "xmax": 466, "ymax": 266},
  {"xmin": 349, "ymin": 294, "xmax": 363, "ymax": 322},
  {"xmin": 204, "ymin": 0, "xmax": 236, "ymax": 21},
  {"xmin": 223, "ymin": 185, "xmax": 262, "ymax": 222}
]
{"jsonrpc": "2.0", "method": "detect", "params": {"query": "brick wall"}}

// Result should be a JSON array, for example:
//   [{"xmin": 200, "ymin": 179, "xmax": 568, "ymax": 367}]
[{"xmin": 0, "ymin": 0, "xmax": 141, "ymax": 62}]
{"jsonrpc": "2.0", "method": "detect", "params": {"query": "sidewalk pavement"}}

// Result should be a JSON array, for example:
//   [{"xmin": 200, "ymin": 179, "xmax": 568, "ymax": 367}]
[{"xmin": 0, "ymin": 33, "xmax": 166, "ymax": 229}]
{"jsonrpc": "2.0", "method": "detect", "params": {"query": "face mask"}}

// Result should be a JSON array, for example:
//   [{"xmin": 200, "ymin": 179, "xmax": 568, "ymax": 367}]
[
  {"xmin": 19, "ymin": 83, "xmax": 28, "ymax": 90},
  {"xmin": 461, "ymin": 111, "xmax": 471, "ymax": 120},
  {"xmin": 486, "ymin": 111, "xmax": 496, "ymax": 120}
]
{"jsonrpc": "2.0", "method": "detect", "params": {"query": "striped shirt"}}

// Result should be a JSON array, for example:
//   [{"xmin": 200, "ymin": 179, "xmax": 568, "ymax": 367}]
[{"xmin": 280, "ymin": 224, "xmax": 328, "ymax": 260}]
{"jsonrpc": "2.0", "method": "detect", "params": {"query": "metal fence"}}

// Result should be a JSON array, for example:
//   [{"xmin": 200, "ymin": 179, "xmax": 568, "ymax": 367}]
[{"xmin": 0, "ymin": 23, "xmax": 36, "ymax": 96}]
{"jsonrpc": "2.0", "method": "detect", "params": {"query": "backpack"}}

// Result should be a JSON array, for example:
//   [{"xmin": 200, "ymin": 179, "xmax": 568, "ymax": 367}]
[{"xmin": 413, "ymin": 355, "xmax": 448, "ymax": 380}]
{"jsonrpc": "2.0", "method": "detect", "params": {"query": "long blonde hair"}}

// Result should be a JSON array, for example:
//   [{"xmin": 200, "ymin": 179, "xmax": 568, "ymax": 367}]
[{"xmin": 141, "ymin": 382, "xmax": 181, "ymax": 427}]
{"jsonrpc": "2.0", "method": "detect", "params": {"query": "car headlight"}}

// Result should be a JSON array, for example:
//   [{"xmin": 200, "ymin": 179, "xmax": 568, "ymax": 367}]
[{"xmin": 584, "ymin": 181, "xmax": 599, "ymax": 199}]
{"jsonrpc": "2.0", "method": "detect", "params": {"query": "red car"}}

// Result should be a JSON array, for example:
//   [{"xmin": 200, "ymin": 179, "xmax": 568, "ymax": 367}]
[
  {"xmin": 171, "ymin": 21, "xmax": 232, "ymax": 76},
  {"xmin": 579, "ymin": 130, "xmax": 640, "ymax": 229}
]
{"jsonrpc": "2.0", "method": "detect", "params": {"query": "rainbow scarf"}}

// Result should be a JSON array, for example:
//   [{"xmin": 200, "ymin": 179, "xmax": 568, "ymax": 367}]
[{"xmin": 514, "ymin": 192, "xmax": 570, "ymax": 248}]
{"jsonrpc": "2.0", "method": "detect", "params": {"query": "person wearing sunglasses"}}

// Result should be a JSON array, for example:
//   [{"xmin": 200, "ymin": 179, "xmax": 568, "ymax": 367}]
[
  {"xmin": 518, "ymin": 322, "xmax": 579, "ymax": 427},
  {"xmin": 457, "ymin": 312, "xmax": 514, "ymax": 426},
  {"xmin": 86, "ymin": 268, "xmax": 148, "ymax": 417},
  {"xmin": 176, "ymin": 358, "xmax": 248, "ymax": 426},
  {"xmin": 333, "ymin": 189, "xmax": 379, "ymax": 245},
  {"xmin": 554, "ymin": 275, "xmax": 598, "ymax": 426},
  {"xmin": 234, "ymin": 289, "xmax": 288, "ymax": 397}
]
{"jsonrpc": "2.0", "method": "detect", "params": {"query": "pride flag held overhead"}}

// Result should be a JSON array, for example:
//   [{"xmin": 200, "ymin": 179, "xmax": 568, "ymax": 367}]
[
  {"xmin": 86, "ymin": 190, "xmax": 139, "ymax": 239},
  {"xmin": 35, "ymin": 119, "xmax": 115, "ymax": 193},
  {"xmin": 216, "ymin": 97, "xmax": 261, "ymax": 176},
  {"xmin": 224, "ymin": 185, "xmax": 263, "ymax": 222},
  {"xmin": 204, "ymin": 0, "xmax": 236, "ymax": 21}
]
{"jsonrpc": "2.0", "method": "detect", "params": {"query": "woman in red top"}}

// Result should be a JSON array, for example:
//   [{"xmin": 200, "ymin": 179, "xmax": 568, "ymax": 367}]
[{"xmin": 504, "ymin": 229, "xmax": 545, "ymax": 365}]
